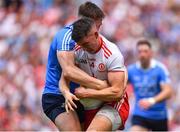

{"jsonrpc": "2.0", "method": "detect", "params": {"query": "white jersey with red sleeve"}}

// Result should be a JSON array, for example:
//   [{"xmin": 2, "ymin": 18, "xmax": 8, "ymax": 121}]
[{"xmin": 74, "ymin": 36, "xmax": 126, "ymax": 110}]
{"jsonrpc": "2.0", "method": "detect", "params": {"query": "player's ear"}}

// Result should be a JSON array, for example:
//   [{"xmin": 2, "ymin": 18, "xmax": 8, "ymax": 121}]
[{"xmin": 95, "ymin": 31, "xmax": 98, "ymax": 39}]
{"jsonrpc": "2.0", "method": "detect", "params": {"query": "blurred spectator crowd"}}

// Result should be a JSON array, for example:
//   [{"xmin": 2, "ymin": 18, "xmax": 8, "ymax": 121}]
[{"xmin": 0, "ymin": 0, "xmax": 179, "ymax": 130}]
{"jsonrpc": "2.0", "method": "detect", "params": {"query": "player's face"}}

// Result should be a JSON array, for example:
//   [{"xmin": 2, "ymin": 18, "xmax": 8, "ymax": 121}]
[
  {"xmin": 137, "ymin": 44, "xmax": 152, "ymax": 66},
  {"xmin": 78, "ymin": 24, "xmax": 99, "ymax": 53}
]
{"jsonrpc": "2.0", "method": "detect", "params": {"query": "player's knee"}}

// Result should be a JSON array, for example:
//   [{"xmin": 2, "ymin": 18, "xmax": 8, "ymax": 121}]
[
  {"xmin": 130, "ymin": 125, "xmax": 148, "ymax": 131},
  {"xmin": 55, "ymin": 120, "xmax": 81, "ymax": 131},
  {"xmin": 86, "ymin": 128, "xmax": 98, "ymax": 132}
]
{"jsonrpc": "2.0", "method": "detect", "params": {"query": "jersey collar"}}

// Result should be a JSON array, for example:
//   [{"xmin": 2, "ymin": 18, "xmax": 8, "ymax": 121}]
[{"xmin": 136, "ymin": 59, "xmax": 156, "ymax": 69}]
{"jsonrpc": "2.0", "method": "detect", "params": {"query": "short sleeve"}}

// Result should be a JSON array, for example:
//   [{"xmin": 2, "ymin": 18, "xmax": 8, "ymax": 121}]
[
  {"xmin": 159, "ymin": 65, "xmax": 171, "ymax": 85},
  {"xmin": 56, "ymin": 28, "xmax": 75, "ymax": 51},
  {"xmin": 107, "ymin": 51, "xmax": 125, "ymax": 72}
]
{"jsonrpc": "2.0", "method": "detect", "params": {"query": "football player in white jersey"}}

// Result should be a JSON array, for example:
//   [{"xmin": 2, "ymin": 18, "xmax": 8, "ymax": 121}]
[{"xmin": 63, "ymin": 17, "xmax": 129, "ymax": 131}]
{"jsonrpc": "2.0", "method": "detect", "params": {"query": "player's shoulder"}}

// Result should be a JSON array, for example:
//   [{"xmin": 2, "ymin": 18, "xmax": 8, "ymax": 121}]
[
  {"xmin": 73, "ymin": 44, "xmax": 85, "ymax": 57},
  {"xmin": 101, "ymin": 36, "xmax": 118, "ymax": 50},
  {"xmin": 55, "ymin": 24, "xmax": 73, "ymax": 39},
  {"xmin": 55, "ymin": 24, "xmax": 75, "ymax": 51},
  {"xmin": 101, "ymin": 35, "xmax": 122, "ymax": 56},
  {"xmin": 153, "ymin": 59, "xmax": 169, "ymax": 74},
  {"xmin": 74, "ymin": 44, "xmax": 82, "ymax": 52}
]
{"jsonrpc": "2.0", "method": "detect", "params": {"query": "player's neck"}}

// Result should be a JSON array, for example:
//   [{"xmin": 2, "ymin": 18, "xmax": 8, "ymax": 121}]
[
  {"xmin": 92, "ymin": 37, "xmax": 102, "ymax": 54},
  {"xmin": 141, "ymin": 60, "xmax": 150, "ymax": 69},
  {"xmin": 141, "ymin": 60, "xmax": 151, "ymax": 69}
]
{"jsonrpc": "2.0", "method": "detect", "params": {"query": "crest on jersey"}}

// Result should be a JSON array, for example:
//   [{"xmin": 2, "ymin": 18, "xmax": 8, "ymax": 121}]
[{"xmin": 98, "ymin": 63, "xmax": 106, "ymax": 72}]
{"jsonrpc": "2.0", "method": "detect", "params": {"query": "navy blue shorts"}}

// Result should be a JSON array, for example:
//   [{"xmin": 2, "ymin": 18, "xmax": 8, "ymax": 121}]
[
  {"xmin": 42, "ymin": 93, "xmax": 84, "ymax": 123},
  {"xmin": 132, "ymin": 115, "xmax": 168, "ymax": 131}
]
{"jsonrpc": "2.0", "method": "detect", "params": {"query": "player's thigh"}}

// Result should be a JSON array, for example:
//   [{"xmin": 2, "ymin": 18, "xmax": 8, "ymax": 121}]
[
  {"xmin": 87, "ymin": 105, "xmax": 121, "ymax": 131},
  {"xmin": 55, "ymin": 110, "xmax": 81, "ymax": 131},
  {"xmin": 84, "ymin": 109, "xmax": 99, "ymax": 130},
  {"xmin": 42, "ymin": 94, "xmax": 83, "ymax": 131},
  {"xmin": 114, "ymin": 93, "xmax": 130, "ymax": 130},
  {"xmin": 130, "ymin": 125, "xmax": 148, "ymax": 131},
  {"xmin": 87, "ymin": 114, "xmax": 112, "ymax": 131}
]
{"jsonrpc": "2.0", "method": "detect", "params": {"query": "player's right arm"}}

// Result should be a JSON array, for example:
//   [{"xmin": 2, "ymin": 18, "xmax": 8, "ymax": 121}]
[
  {"xmin": 75, "ymin": 70, "xmax": 127, "ymax": 101},
  {"xmin": 57, "ymin": 51, "xmax": 108, "ymax": 90}
]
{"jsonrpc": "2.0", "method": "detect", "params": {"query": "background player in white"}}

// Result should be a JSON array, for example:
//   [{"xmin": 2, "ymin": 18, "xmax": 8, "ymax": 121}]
[{"xmin": 61, "ymin": 17, "xmax": 129, "ymax": 131}]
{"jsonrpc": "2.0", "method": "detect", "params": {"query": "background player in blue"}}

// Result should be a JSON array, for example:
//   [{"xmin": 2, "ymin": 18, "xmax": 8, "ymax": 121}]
[
  {"xmin": 128, "ymin": 39, "xmax": 173, "ymax": 131},
  {"xmin": 41, "ymin": 2, "xmax": 107, "ymax": 131}
]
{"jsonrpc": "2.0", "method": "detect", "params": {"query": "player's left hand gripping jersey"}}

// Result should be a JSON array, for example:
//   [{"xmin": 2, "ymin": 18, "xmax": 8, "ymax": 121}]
[{"xmin": 74, "ymin": 36, "xmax": 126, "ymax": 110}]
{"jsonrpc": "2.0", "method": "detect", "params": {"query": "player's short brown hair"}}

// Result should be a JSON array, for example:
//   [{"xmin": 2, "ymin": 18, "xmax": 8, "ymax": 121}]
[
  {"xmin": 72, "ymin": 17, "xmax": 95, "ymax": 43},
  {"xmin": 137, "ymin": 39, "xmax": 152, "ymax": 48},
  {"xmin": 78, "ymin": 1, "xmax": 105, "ymax": 20}
]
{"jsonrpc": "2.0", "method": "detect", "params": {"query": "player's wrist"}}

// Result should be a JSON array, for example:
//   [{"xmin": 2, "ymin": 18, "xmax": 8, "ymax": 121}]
[
  {"xmin": 147, "ymin": 97, "xmax": 156, "ymax": 105},
  {"xmin": 62, "ymin": 90, "xmax": 71, "ymax": 97},
  {"xmin": 98, "ymin": 80, "xmax": 108, "ymax": 89}
]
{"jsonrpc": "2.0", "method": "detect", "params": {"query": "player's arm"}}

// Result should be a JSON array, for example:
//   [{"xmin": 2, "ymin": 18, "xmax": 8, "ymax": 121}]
[
  {"xmin": 149, "ymin": 67, "xmax": 173, "ymax": 104},
  {"xmin": 139, "ymin": 83, "xmax": 173, "ymax": 109},
  {"xmin": 57, "ymin": 51, "xmax": 108, "ymax": 90},
  {"xmin": 59, "ymin": 74, "xmax": 79, "ymax": 113},
  {"xmin": 139, "ymin": 65, "xmax": 173, "ymax": 109},
  {"xmin": 75, "ymin": 70, "xmax": 126, "ymax": 102},
  {"xmin": 153, "ymin": 83, "xmax": 173, "ymax": 103},
  {"xmin": 75, "ymin": 49, "xmax": 127, "ymax": 101}
]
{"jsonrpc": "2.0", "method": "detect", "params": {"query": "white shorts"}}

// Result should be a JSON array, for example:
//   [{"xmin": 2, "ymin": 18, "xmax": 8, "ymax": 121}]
[
  {"xmin": 84, "ymin": 92, "xmax": 129, "ymax": 130},
  {"xmin": 96, "ymin": 105, "xmax": 122, "ymax": 131}
]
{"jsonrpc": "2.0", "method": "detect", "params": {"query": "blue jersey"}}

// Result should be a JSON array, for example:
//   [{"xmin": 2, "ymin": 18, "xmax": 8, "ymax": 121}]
[
  {"xmin": 128, "ymin": 59, "xmax": 170, "ymax": 120},
  {"xmin": 43, "ymin": 25, "xmax": 79, "ymax": 95}
]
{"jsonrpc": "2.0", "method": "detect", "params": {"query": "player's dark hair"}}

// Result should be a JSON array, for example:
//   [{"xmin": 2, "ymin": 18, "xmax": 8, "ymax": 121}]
[
  {"xmin": 137, "ymin": 39, "xmax": 152, "ymax": 48},
  {"xmin": 78, "ymin": 1, "xmax": 105, "ymax": 20},
  {"xmin": 72, "ymin": 17, "xmax": 95, "ymax": 43}
]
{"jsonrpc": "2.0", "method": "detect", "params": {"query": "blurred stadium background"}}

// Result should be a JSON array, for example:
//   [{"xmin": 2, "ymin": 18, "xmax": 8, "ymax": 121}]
[{"xmin": 0, "ymin": 0, "xmax": 179, "ymax": 131}]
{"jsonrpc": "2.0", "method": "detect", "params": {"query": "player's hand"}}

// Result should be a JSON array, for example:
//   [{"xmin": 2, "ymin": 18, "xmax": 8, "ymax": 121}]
[
  {"xmin": 138, "ymin": 97, "xmax": 156, "ymax": 109},
  {"xmin": 64, "ymin": 91, "xmax": 79, "ymax": 113},
  {"xmin": 75, "ymin": 87, "xmax": 88, "ymax": 98},
  {"xmin": 100, "ymin": 80, "xmax": 109, "ymax": 89}
]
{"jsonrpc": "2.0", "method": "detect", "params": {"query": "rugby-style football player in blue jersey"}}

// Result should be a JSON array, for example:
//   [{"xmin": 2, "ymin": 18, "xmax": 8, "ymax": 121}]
[
  {"xmin": 128, "ymin": 39, "xmax": 173, "ymax": 131},
  {"xmin": 41, "ymin": 2, "xmax": 107, "ymax": 131}
]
